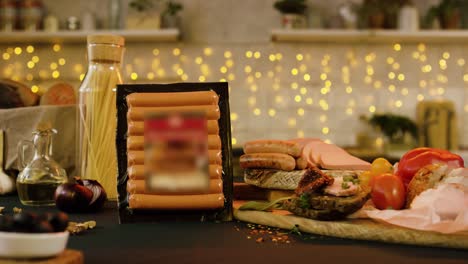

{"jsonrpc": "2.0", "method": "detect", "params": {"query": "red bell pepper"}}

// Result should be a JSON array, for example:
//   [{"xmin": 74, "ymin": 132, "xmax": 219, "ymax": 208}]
[{"xmin": 397, "ymin": 148, "xmax": 464, "ymax": 187}]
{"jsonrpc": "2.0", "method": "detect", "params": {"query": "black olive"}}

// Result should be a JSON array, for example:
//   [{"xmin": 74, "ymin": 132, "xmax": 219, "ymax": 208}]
[
  {"xmin": 32, "ymin": 220, "xmax": 54, "ymax": 233},
  {"xmin": 49, "ymin": 212, "xmax": 69, "ymax": 232},
  {"xmin": 0, "ymin": 215, "xmax": 13, "ymax": 232},
  {"xmin": 12, "ymin": 212, "xmax": 36, "ymax": 232}
]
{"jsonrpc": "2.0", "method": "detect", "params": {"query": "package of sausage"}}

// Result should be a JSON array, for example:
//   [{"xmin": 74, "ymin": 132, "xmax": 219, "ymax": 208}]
[{"xmin": 116, "ymin": 83, "xmax": 233, "ymax": 223}]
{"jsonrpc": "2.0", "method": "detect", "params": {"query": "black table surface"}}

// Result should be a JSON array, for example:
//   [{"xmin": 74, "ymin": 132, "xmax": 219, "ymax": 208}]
[{"xmin": 0, "ymin": 195, "xmax": 467, "ymax": 264}]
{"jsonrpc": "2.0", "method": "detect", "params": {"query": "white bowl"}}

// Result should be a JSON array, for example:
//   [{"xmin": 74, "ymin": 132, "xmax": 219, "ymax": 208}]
[{"xmin": 0, "ymin": 231, "xmax": 69, "ymax": 258}]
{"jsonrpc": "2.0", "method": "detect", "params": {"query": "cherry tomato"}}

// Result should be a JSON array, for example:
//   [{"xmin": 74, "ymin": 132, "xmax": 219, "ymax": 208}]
[
  {"xmin": 358, "ymin": 171, "xmax": 372, "ymax": 187},
  {"xmin": 371, "ymin": 173, "xmax": 406, "ymax": 210},
  {"xmin": 370, "ymin": 158, "xmax": 393, "ymax": 176}
]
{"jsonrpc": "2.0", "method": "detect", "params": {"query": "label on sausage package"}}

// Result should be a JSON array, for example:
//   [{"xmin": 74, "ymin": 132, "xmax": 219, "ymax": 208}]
[{"xmin": 144, "ymin": 112, "xmax": 209, "ymax": 194}]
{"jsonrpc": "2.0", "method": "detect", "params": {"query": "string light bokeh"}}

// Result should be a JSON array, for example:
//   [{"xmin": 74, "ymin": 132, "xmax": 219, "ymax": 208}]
[{"xmin": 1, "ymin": 42, "xmax": 467, "ymax": 147}]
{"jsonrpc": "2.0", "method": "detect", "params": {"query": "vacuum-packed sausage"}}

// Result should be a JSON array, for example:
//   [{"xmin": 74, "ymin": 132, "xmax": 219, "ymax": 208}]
[
  {"xmin": 243, "ymin": 140, "xmax": 301, "ymax": 158},
  {"xmin": 126, "ymin": 91, "xmax": 219, "ymax": 107},
  {"xmin": 127, "ymin": 105, "xmax": 220, "ymax": 121},
  {"xmin": 127, "ymin": 179, "xmax": 223, "ymax": 194},
  {"xmin": 127, "ymin": 135, "xmax": 221, "ymax": 150},
  {"xmin": 128, "ymin": 120, "xmax": 219, "ymax": 135},
  {"xmin": 240, "ymin": 153, "xmax": 296, "ymax": 171},
  {"xmin": 128, "ymin": 193, "xmax": 225, "ymax": 209},
  {"xmin": 128, "ymin": 164, "xmax": 222, "ymax": 180},
  {"xmin": 127, "ymin": 150, "xmax": 222, "ymax": 166}
]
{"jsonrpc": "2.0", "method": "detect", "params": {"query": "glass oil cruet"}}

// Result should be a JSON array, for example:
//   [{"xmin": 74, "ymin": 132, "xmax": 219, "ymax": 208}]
[{"xmin": 16, "ymin": 126, "xmax": 68, "ymax": 206}]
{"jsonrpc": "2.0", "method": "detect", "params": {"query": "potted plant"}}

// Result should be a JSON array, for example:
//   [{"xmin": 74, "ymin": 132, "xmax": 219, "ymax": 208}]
[
  {"xmin": 357, "ymin": 0, "xmax": 384, "ymax": 29},
  {"xmin": 273, "ymin": 0, "xmax": 307, "ymax": 29},
  {"xmin": 425, "ymin": 0, "xmax": 462, "ymax": 29},
  {"xmin": 126, "ymin": 0, "xmax": 162, "ymax": 29},
  {"xmin": 368, "ymin": 113, "xmax": 418, "ymax": 151},
  {"xmin": 162, "ymin": 1, "xmax": 183, "ymax": 29}
]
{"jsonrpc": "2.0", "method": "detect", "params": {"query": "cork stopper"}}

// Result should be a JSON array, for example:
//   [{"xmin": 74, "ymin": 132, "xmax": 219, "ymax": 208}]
[{"xmin": 87, "ymin": 35, "xmax": 125, "ymax": 46}]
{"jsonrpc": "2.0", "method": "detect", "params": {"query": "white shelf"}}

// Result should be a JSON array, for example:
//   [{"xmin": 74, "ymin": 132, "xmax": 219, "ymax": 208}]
[
  {"xmin": 271, "ymin": 29, "xmax": 468, "ymax": 44},
  {"xmin": 0, "ymin": 29, "xmax": 180, "ymax": 44}
]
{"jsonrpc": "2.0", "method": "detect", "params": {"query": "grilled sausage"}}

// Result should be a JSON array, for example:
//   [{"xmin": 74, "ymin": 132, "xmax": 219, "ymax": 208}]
[
  {"xmin": 240, "ymin": 153, "xmax": 296, "ymax": 171},
  {"xmin": 243, "ymin": 140, "xmax": 301, "ymax": 158}
]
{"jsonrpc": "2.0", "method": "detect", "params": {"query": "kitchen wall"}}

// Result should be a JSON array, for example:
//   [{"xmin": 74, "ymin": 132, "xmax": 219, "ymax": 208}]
[{"xmin": 1, "ymin": 0, "xmax": 467, "ymax": 148}]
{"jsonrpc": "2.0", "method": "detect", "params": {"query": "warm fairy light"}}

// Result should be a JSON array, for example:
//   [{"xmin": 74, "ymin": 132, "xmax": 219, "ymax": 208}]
[
  {"xmin": 176, "ymin": 68, "xmax": 184, "ymax": 75},
  {"xmin": 388, "ymin": 85, "xmax": 396, "ymax": 92},
  {"xmin": 275, "ymin": 96, "xmax": 283, "ymax": 103},
  {"xmin": 300, "ymin": 87, "xmax": 307, "ymax": 95},
  {"xmin": 231, "ymin": 113, "xmax": 238, "ymax": 121},
  {"xmin": 244, "ymin": 65, "xmax": 252, "ymax": 73},
  {"xmin": 464, "ymin": 74, "xmax": 468, "ymax": 82},
  {"xmin": 416, "ymin": 94, "xmax": 424, "ymax": 101},
  {"xmin": 172, "ymin": 48, "xmax": 181, "ymax": 56},
  {"xmin": 437, "ymin": 87, "xmax": 445, "ymax": 95},
  {"xmin": 392, "ymin": 63, "xmax": 400, "ymax": 70},
  {"xmin": 297, "ymin": 108, "xmax": 305, "ymax": 116},
  {"xmin": 250, "ymin": 85, "xmax": 257, "ymax": 92},
  {"xmin": 26, "ymin": 73, "xmax": 33, "ymax": 81},
  {"xmin": 220, "ymin": 66, "xmax": 227, "ymax": 73},
  {"xmin": 232, "ymin": 138, "xmax": 237, "ymax": 145},
  {"xmin": 254, "ymin": 72, "xmax": 262, "ymax": 78},
  {"xmin": 147, "ymin": 72, "xmax": 155, "ymax": 80},
  {"xmin": 52, "ymin": 44, "xmax": 61, "ymax": 52},
  {"xmin": 152, "ymin": 48, "xmax": 159, "ymax": 56},
  {"xmin": 276, "ymin": 53, "xmax": 283, "ymax": 60},
  {"xmin": 439, "ymin": 59, "xmax": 447, "ymax": 70},
  {"xmin": 248, "ymin": 97, "xmax": 256, "ymax": 106},
  {"xmin": 195, "ymin": 57, "xmax": 203, "ymax": 64},
  {"xmin": 253, "ymin": 108, "xmax": 261, "ymax": 116},
  {"xmin": 296, "ymin": 54, "xmax": 303, "ymax": 61},
  {"xmin": 31, "ymin": 85, "xmax": 39, "ymax": 93},
  {"xmin": 419, "ymin": 54, "xmax": 427, "ymax": 62},
  {"xmin": 291, "ymin": 68, "xmax": 298, "ymax": 75},
  {"xmin": 52, "ymin": 70, "xmax": 60, "ymax": 79},
  {"xmin": 268, "ymin": 109, "xmax": 276, "ymax": 117},
  {"xmin": 366, "ymin": 66, "xmax": 374, "ymax": 75},
  {"xmin": 291, "ymin": 82, "xmax": 298, "ymax": 90},
  {"xmin": 386, "ymin": 57, "xmax": 394, "ymax": 64},
  {"xmin": 224, "ymin": 51, "xmax": 232, "ymax": 58},
  {"xmin": 412, "ymin": 52, "xmax": 419, "ymax": 59},
  {"xmin": 79, "ymin": 73, "xmax": 85, "ymax": 81},
  {"xmin": 198, "ymin": 76, "xmax": 206, "ymax": 82},
  {"xmin": 319, "ymin": 100, "xmax": 329, "ymax": 110},
  {"xmin": 369, "ymin": 105, "xmax": 376, "ymax": 113},
  {"xmin": 320, "ymin": 88, "xmax": 328, "ymax": 95},
  {"xmin": 393, "ymin": 44, "xmax": 401, "ymax": 51},
  {"xmin": 228, "ymin": 73, "xmax": 235, "ymax": 81},
  {"xmin": 401, "ymin": 88, "xmax": 409, "ymax": 95},
  {"xmin": 203, "ymin": 47, "xmax": 213, "ymax": 56},
  {"xmin": 419, "ymin": 80, "xmax": 427, "ymax": 88},
  {"xmin": 181, "ymin": 74, "xmax": 188, "ymax": 81},
  {"xmin": 267, "ymin": 71, "xmax": 274, "ymax": 78},
  {"xmin": 27, "ymin": 61, "xmax": 35, "ymax": 68},
  {"xmin": 58, "ymin": 58, "xmax": 66, "ymax": 65},
  {"xmin": 297, "ymin": 130, "xmax": 304, "ymax": 138},
  {"xmin": 464, "ymin": 105, "xmax": 468, "ymax": 112},
  {"xmin": 322, "ymin": 127, "xmax": 329, "ymax": 135},
  {"xmin": 50, "ymin": 62, "xmax": 58, "ymax": 70},
  {"xmin": 388, "ymin": 72, "xmax": 396, "ymax": 79},
  {"xmin": 306, "ymin": 98, "xmax": 313, "ymax": 105},
  {"xmin": 320, "ymin": 73, "xmax": 327, "ymax": 80},
  {"xmin": 364, "ymin": 76, "xmax": 372, "ymax": 84},
  {"xmin": 26, "ymin": 45, "xmax": 34, "ymax": 53},
  {"xmin": 443, "ymin": 52, "xmax": 450, "ymax": 60},
  {"xmin": 457, "ymin": 58, "xmax": 465, "ymax": 66},
  {"xmin": 225, "ymin": 59, "xmax": 234, "ymax": 67},
  {"xmin": 253, "ymin": 51, "xmax": 261, "ymax": 59},
  {"xmin": 418, "ymin": 43, "xmax": 426, "ymax": 52},
  {"xmin": 246, "ymin": 76, "xmax": 254, "ymax": 83},
  {"xmin": 397, "ymin": 74, "xmax": 405, "ymax": 81},
  {"xmin": 319, "ymin": 115, "xmax": 327, "ymax": 122},
  {"xmin": 303, "ymin": 74, "xmax": 310, "ymax": 81},
  {"xmin": 348, "ymin": 99, "xmax": 356, "ymax": 107},
  {"xmin": 14, "ymin": 47, "xmax": 22, "ymax": 55},
  {"xmin": 294, "ymin": 95, "xmax": 302, "ymax": 102},
  {"xmin": 219, "ymin": 78, "xmax": 226, "ymax": 82},
  {"xmin": 346, "ymin": 86, "xmax": 352, "ymax": 93},
  {"xmin": 130, "ymin": 72, "xmax": 138, "ymax": 80},
  {"xmin": 437, "ymin": 74, "xmax": 448, "ymax": 83},
  {"xmin": 2, "ymin": 53, "xmax": 10, "ymax": 60},
  {"xmin": 346, "ymin": 108, "xmax": 353, "ymax": 115},
  {"xmin": 395, "ymin": 100, "xmax": 403, "ymax": 108},
  {"xmin": 269, "ymin": 54, "xmax": 276, "ymax": 61},
  {"xmin": 422, "ymin": 65, "xmax": 432, "ymax": 73}
]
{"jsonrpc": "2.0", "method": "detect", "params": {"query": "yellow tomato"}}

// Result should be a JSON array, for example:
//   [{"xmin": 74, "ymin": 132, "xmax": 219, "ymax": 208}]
[
  {"xmin": 359, "ymin": 171, "xmax": 372, "ymax": 187},
  {"xmin": 370, "ymin": 157, "xmax": 393, "ymax": 176}
]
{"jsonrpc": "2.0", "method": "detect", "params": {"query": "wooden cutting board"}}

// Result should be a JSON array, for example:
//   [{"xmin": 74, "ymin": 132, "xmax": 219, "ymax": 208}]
[
  {"xmin": 234, "ymin": 202, "xmax": 468, "ymax": 249},
  {"xmin": 0, "ymin": 250, "xmax": 83, "ymax": 264}
]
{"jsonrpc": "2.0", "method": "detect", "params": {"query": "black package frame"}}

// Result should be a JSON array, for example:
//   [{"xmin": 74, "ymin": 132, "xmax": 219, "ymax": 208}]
[{"xmin": 116, "ymin": 82, "xmax": 233, "ymax": 223}]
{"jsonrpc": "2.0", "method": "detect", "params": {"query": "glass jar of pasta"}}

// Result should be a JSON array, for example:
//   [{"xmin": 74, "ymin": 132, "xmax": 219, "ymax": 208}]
[{"xmin": 77, "ymin": 35, "xmax": 125, "ymax": 199}]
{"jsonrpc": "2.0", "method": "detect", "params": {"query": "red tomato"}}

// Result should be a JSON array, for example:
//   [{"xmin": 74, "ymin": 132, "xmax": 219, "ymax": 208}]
[{"xmin": 371, "ymin": 173, "xmax": 406, "ymax": 210}]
